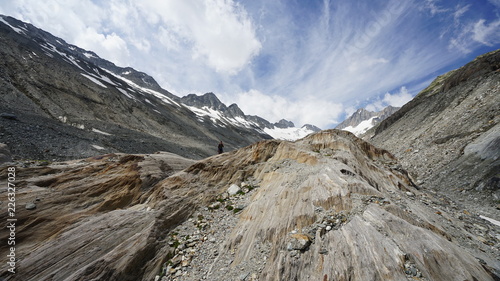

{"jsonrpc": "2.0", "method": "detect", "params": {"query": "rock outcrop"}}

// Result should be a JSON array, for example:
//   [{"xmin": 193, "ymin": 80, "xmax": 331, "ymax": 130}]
[{"xmin": 1, "ymin": 130, "xmax": 498, "ymax": 280}]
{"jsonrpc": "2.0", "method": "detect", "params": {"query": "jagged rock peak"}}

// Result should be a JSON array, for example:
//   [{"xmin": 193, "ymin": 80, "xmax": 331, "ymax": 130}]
[
  {"xmin": 227, "ymin": 103, "xmax": 245, "ymax": 118},
  {"xmin": 181, "ymin": 92, "xmax": 225, "ymax": 110},
  {"xmin": 302, "ymin": 123, "xmax": 321, "ymax": 132},
  {"xmin": 274, "ymin": 119, "xmax": 295, "ymax": 128},
  {"xmin": 336, "ymin": 106, "xmax": 400, "ymax": 130}
]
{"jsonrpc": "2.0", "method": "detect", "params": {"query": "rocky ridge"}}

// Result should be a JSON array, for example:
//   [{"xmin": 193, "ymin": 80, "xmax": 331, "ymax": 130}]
[
  {"xmin": 0, "ymin": 15, "xmax": 273, "ymax": 161},
  {"xmin": 1, "ymin": 130, "xmax": 498, "ymax": 281}
]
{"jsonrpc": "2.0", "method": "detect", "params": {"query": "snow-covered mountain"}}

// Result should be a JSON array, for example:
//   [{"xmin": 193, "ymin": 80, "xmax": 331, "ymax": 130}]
[
  {"xmin": 0, "ymin": 15, "xmax": 320, "ymax": 161},
  {"xmin": 336, "ymin": 106, "xmax": 400, "ymax": 136},
  {"xmin": 263, "ymin": 121, "xmax": 321, "ymax": 141},
  {"xmin": 180, "ymin": 92, "xmax": 321, "ymax": 141}
]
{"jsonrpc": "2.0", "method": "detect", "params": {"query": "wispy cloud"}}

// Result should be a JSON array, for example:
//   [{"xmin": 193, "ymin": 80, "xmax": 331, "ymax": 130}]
[
  {"xmin": 422, "ymin": 0, "xmax": 450, "ymax": 16},
  {"xmin": 365, "ymin": 87, "xmax": 413, "ymax": 112},
  {"xmin": 472, "ymin": 19, "xmax": 500, "ymax": 46},
  {"xmin": 228, "ymin": 89, "xmax": 343, "ymax": 128}
]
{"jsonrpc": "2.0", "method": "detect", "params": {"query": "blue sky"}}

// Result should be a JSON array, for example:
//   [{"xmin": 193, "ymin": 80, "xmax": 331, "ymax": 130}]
[{"xmin": 1, "ymin": 0, "xmax": 499, "ymax": 128}]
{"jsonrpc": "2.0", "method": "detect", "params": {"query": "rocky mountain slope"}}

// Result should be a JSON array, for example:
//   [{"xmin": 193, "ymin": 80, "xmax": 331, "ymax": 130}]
[
  {"xmin": 0, "ymin": 15, "xmax": 274, "ymax": 161},
  {"xmin": 1, "ymin": 130, "xmax": 499, "ymax": 281},
  {"xmin": 369, "ymin": 49, "xmax": 500, "ymax": 222},
  {"xmin": 336, "ymin": 106, "xmax": 400, "ymax": 136}
]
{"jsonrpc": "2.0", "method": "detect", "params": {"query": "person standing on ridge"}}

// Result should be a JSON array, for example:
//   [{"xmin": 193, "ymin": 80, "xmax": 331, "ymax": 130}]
[{"xmin": 218, "ymin": 141, "xmax": 224, "ymax": 154}]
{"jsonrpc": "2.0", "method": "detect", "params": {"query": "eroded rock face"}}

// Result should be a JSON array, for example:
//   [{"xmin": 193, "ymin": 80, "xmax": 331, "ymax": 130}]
[
  {"xmin": 0, "ymin": 152, "xmax": 197, "ymax": 281},
  {"xmin": 1, "ymin": 131, "xmax": 498, "ymax": 281}
]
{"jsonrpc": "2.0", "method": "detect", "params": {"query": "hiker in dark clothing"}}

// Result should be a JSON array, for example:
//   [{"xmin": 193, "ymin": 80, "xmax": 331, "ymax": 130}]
[{"xmin": 218, "ymin": 141, "xmax": 224, "ymax": 154}]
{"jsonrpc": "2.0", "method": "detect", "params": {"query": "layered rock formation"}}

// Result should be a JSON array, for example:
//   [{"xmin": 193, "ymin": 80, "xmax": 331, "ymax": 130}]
[{"xmin": 1, "ymin": 130, "xmax": 498, "ymax": 280}]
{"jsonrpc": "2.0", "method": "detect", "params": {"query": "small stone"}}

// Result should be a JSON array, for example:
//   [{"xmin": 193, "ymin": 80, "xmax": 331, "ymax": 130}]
[
  {"xmin": 181, "ymin": 259, "xmax": 190, "ymax": 267},
  {"xmin": 406, "ymin": 192, "xmax": 415, "ymax": 197},
  {"xmin": 239, "ymin": 272, "xmax": 250, "ymax": 281},
  {"xmin": 0, "ymin": 113, "xmax": 17, "ymax": 120},
  {"xmin": 325, "ymin": 226, "xmax": 332, "ymax": 231},
  {"xmin": 209, "ymin": 202, "xmax": 221, "ymax": 209},
  {"xmin": 25, "ymin": 203, "xmax": 37, "ymax": 210},
  {"xmin": 287, "ymin": 233, "xmax": 312, "ymax": 251},
  {"xmin": 227, "ymin": 184, "xmax": 241, "ymax": 196},
  {"xmin": 170, "ymin": 255, "xmax": 182, "ymax": 267}
]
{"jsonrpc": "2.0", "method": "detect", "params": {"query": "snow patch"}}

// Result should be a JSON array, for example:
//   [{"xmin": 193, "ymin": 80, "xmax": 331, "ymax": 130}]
[
  {"xmin": 342, "ymin": 117, "xmax": 377, "ymax": 136},
  {"xmin": 92, "ymin": 128, "xmax": 112, "ymax": 136},
  {"xmin": 0, "ymin": 17, "xmax": 25, "ymax": 34},
  {"xmin": 116, "ymin": 88, "xmax": 136, "ymax": 100},
  {"xmin": 84, "ymin": 52, "xmax": 96, "ymax": 59},
  {"xmin": 92, "ymin": 144, "xmax": 105, "ymax": 150},
  {"xmin": 264, "ymin": 127, "xmax": 315, "ymax": 141},
  {"xmin": 103, "ymin": 69, "xmax": 180, "ymax": 106},
  {"xmin": 81, "ymin": 73, "xmax": 107, "ymax": 88},
  {"xmin": 480, "ymin": 215, "xmax": 500, "ymax": 227},
  {"xmin": 188, "ymin": 106, "xmax": 223, "ymax": 124}
]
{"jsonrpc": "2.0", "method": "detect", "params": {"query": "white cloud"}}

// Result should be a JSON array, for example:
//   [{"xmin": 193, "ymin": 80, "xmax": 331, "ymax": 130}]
[
  {"xmin": 472, "ymin": 19, "xmax": 500, "ymax": 46},
  {"xmin": 383, "ymin": 86, "xmax": 413, "ymax": 107},
  {"xmin": 449, "ymin": 18, "xmax": 500, "ymax": 53},
  {"xmin": 488, "ymin": 0, "xmax": 500, "ymax": 8},
  {"xmin": 366, "ymin": 86, "xmax": 413, "ymax": 112},
  {"xmin": 422, "ymin": 0, "xmax": 449, "ymax": 16},
  {"xmin": 232, "ymin": 90, "xmax": 342, "ymax": 129},
  {"xmin": 453, "ymin": 4, "xmax": 470, "ymax": 24},
  {"xmin": 75, "ymin": 28, "xmax": 130, "ymax": 66},
  {"xmin": 0, "ymin": 0, "xmax": 131, "ymax": 66},
  {"xmin": 137, "ymin": 0, "xmax": 261, "ymax": 74}
]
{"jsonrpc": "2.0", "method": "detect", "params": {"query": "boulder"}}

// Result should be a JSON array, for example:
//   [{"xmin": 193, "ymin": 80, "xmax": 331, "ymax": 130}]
[{"xmin": 227, "ymin": 184, "xmax": 241, "ymax": 196}]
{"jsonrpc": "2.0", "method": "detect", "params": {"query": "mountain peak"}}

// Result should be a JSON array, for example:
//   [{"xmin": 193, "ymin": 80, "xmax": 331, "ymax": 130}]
[
  {"xmin": 336, "ymin": 106, "xmax": 400, "ymax": 136},
  {"xmin": 274, "ymin": 119, "xmax": 295, "ymax": 128},
  {"xmin": 181, "ymin": 92, "xmax": 224, "ymax": 110}
]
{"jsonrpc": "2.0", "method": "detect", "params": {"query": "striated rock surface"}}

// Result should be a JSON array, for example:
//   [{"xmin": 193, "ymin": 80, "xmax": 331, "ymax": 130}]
[{"xmin": 1, "ymin": 130, "xmax": 499, "ymax": 281}]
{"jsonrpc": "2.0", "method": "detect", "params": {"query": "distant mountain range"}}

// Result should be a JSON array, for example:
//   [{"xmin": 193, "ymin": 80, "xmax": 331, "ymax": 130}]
[
  {"xmin": 0, "ymin": 15, "xmax": 318, "ymax": 160},
  {"xmin": 335, "ymin": 106, "xmax": 400, "ymax": 136},
  {"xmin": 179, "ymin": 92, "xmax": 321, "ymax": 141}
]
